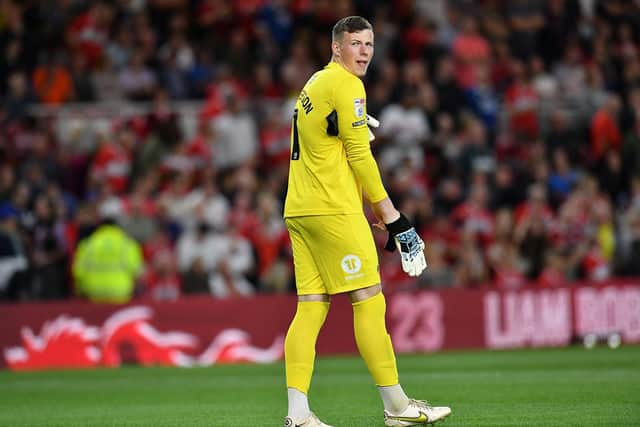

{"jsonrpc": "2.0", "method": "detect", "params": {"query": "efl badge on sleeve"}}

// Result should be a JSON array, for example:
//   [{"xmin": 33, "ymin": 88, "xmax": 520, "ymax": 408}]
[{"xmin": 354, "ymin": 98, "xmax": 365, "ymax": 118}]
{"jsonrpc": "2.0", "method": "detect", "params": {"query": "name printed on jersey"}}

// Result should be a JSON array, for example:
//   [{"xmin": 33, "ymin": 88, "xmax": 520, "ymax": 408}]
[{"xmin": 298, "ymin": 90, "xmax": 314, "ymax": 114}]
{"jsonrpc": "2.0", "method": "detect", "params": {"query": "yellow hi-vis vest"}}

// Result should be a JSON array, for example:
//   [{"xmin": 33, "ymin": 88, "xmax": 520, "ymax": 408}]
[{"xmin": 72, "ymin": 225, "xmax": 143, "ymax": 303}]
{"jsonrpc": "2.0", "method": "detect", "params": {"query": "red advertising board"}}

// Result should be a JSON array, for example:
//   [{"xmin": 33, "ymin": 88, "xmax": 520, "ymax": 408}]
[{"xmin": 1, "ymin": 281, "xmax": 639, "ymax": 370}]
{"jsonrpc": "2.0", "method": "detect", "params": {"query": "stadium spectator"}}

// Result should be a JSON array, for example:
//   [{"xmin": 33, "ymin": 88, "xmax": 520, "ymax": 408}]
[
  {"xmin": 537, "ymin": 249, "xmax": 568, "ymax": 288},
  {"xmin": 378, "ymin": 87, "xmax": 430, "ymax": 170},
  {"xmin": 65, "ymin": 1, "xmax": 113, "ymax": 69},
  {"xmin": 90, "ymin": 126, "xmax": 135, "ymax": 195},
  {"xmin": 548, "ymin": 147, "xmax": 579, "ymax": 206},
  {"xmin": 452, "ymin": 182, "xmax": 495, "ymax": 247},
  {"xmin": 452, "ymin": 14, "xmax": 490, "ymax": 89},
  {"xmin": 455, "ymin": 230, "xmax": 489, "ymax": 287},
  {"xmin": 119, "ymin": 193, "xmax": 158, "ymax": 245},
  {"xmin": 529, "ymin": 55, "xmax": 557, "ymax": 102},
  {"xmin": 418, "ymin": 240, "xmax": 456, "ymax": 289},
  {"xmin": 504, "ymin": 58, "xmax": 539, "ymax": 140},
  {"xmin": 553, "ymin": 43, "xmax": 587, "ymax": 109},
  {"xmin": 544, "ymin": 108, "xmax": 581, "ymax": 161},
  {"xmin": 32, "ymin": 53, "xmax": 74, "ymax": 105},
  {"xmin": 465, "ymin": 63, "xmax": 500, "ymax": 140},
  {"xmin": 539, "ymin": 0, "xmax": 579, "ymax": 65},
  {"xmin": 621, "ymin": 87, "xmax": 640, "ymax": 176},
  {"xmin": 106, "ymin": 24, "xmax": 134, "ymax": 72},
  {"xmin": 158, "ymin": 171, "xmax": 195, "ymax": 229},
  {"xmin": 433, "ymin": 55, "xmax": 466, "ymax": 119},
  {"xmin": 119, "ymin": 49, "xmax": 157, "ymax": 101},
  {"xmin": 598, "ymin": 149, "xmax": 628, "ymax": 205},
  {"xmin": 181, "ymin": 257, "xmax": 210, "ymax": 295},
  {"xmin": 250, "ymin": 191, "xmax": 291, "ymax": 293},
  {"xmin": 0, "ymin": 202, "xmax": 28, "ymax": 300},
  {"xmin": 591, "ymin": 94, "xmax": 622, "ymax": 161},
  {"xmin": 207, "ymin": 223, "xmax": 255, "ymax": 298},
  {"xmin": 72, "ymin": 214, "xmax": 143, "ymax": 304},
  {"xmin": 70, "ymin": 53, "xmax": 96, "ymax": 102},
  {"xmin": 0, "ymin": 164, "xmax": 16, "ymax": 203},
  {"xmin": 582, "ymin": 64, "xmax": 609, "ymax": 120},
  {"xmin": 259, "ymin": 105, "xmax": 292, "ymax": 168},
  {"xmin": 27, "ymin": 193, "xmax": 69, "ymax": 299},
  {"xmin": 141, "ymin": 249, "xmax": 181, "ymax": 301},
  {"xmin": 491, "ymin": 163, "xmax": 521, "ymax": 210},
  {"xmin": 621, "ymin": 183, "xmax": 640, "ymax": 276},
  {"xmin": 177, "ymin": 219, "xmax": 255, "ymax": 298},
  {"xmin": 506, "ymin": 0, "xmax": 545, "ymax": 61},
  {"xmin": 2, "ymin": 72, "xmax": 31, "ymax": 123},
  {"xmin": 210, "ymin": 94, "xmax": 259, "ymax": 171},
  {"xmin": 456, "ymin": 117, "xmax": 495, "ymax": 182},
  {"xmin": 196, "ymin": 173, "xmax": 230, "ymax": 231}
]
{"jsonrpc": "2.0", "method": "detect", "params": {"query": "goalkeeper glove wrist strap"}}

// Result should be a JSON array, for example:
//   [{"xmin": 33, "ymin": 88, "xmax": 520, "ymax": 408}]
[{"xmin": 384, "ymin": 213, "xmax": 412, "ymax": 252}]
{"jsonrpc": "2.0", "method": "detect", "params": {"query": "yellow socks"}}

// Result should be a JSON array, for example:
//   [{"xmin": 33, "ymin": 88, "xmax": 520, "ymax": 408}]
[
  {"xmin": 285, "ymin": 293, "xmax": 398, "ymax": 392},
  {"xmin": 352, "ymin": 292, "xmax": 399, "ymax": 386},
  {"xmin": 284, "ymin": 301, "xmax": 330, "ymax": 393}
]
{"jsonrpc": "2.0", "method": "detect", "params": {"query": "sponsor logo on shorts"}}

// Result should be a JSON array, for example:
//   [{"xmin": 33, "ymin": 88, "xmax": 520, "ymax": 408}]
[
  {"xmin": 341, "ymin": 254, "xmax": 362, "ymax": 275},
  {"xmin": 352, "ymin": 119, "xmax": 366, "ymax": 127}
]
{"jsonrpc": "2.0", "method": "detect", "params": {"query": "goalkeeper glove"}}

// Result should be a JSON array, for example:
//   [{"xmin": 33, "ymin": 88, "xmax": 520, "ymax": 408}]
[
  {"xmin": 384, "ymin": 213, "xmax": 427, "ymax": 277},
  {"xmin": 367, "ymin": 114, "xmax": 379, "ymax": 142}
]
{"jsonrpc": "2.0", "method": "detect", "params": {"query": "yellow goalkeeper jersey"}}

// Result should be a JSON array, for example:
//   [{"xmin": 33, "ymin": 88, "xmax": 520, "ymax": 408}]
[{"xmin": 283, "ymin": 61, "xmax": 388, "ymax": 218}]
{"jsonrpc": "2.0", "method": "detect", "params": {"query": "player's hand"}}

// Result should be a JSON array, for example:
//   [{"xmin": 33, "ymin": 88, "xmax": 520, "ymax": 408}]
[
  {"xmin": 384, "ymin": 213, "xmax": 427, "ymax": 277},
  {"xmin": 367, "ymin": 114, "xmax": 379, "ymax": 142},
  {"xmin": 372, "ymin": 220, "xmax": 386, "ymax": 232}
]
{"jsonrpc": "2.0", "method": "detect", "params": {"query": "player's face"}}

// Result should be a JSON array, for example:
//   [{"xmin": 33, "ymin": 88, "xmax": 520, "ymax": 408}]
[{"xmin": 333, "ymin": 30, "xmax": 374, "ymax": 77}]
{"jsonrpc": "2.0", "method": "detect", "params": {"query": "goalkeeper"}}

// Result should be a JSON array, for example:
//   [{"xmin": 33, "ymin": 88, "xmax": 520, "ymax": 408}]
[{"xmin": 282, "ymin": 15, "xmax": 451, "ymax": 427}]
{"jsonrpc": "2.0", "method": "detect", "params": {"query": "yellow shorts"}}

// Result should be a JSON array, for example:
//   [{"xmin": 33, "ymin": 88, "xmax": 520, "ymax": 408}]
[{"xmin": 285, "ymin": 214, "xmax": 380, "ymax": 295}]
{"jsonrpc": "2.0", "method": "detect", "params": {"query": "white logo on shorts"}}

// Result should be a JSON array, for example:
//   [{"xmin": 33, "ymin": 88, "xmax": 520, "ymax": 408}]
[{"xmin": 341, "ymin": 255, "xmax": 362, "ymax": 275}]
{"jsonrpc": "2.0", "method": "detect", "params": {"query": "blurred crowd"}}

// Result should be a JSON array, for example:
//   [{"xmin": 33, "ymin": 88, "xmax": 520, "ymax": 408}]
[{"xmin": 1, "ymin": 0, "xmax": 640, "ymax": 303}]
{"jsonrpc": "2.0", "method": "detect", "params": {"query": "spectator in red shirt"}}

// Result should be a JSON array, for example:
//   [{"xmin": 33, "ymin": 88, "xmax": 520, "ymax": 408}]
[
  {"xmin": 249, "ymin": 191, "xmax": 291, "ymax": 292},
  {"xmin": 141, "ymin": 250, "xmax": 181, "ymax": 301},
  {"xmin": 553, "ymin": 186, "xmax": 592, "ymax": 256},
  {"xmin": 514, "ymin": 183, "xmax": 554, "ymax": 229},
  {"xmin": 505, "ymin": 59, "xmax": 539, "ymax": 140},
  {"xmin": 121, "ymin": 174, "xmax": 160, "ymax": 219},
  {"xmin": 252, "ymin": 62, "xmax": 284, "ymax": 100},
  {"xmin": 591, "ymin": 94, "xmax": 622, "ymax": 161},
  {"xmin": 581, "ymin": 239, "xmax": 610, "ymax": 282},
  {"xmin": 452, "ymin": 15, "xmax": 491, "ymax": 89},
  {"xmin": 451, "ymin": 183, "xmax": 495, "ymax": 246},
  {"xmin": 488, "ymin": 208, "xmax": 525, "ymax": 289},
  {"xmin": 90, "ymin": 127, "xmax": 135, "ymax": 195},
  {"xmin": 537, "ymin": 250, "xmax": 568, "ymax": 288},
  {"xmin": 400, "ymin": 14, "xmax": 434, "ymax": 60},
  {"xmin": 228, "ymin": 190, "xmax": 259, "ymax": 238},
  {"xmin": 259, "ymin": 106, "xmax": 291, "ymax": 169},
  {"xmin": 66, "ymin": 2, "xmax": 113, "ymax": 68},
  {"xmin": 493, "ymin": 249, "xmax": 527, "ymax": 289}
]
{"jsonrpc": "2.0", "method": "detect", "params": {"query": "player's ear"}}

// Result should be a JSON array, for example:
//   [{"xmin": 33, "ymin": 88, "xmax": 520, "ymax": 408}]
[{"xmin": 331, "ymin": 40, "xmax": 340, "ymax": 58}]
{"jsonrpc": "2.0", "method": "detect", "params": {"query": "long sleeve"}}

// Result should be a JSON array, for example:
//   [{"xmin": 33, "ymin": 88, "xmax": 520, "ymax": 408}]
[{"xmin": 334, "ymin": 76, "xmax": 388, "ymax": 203}]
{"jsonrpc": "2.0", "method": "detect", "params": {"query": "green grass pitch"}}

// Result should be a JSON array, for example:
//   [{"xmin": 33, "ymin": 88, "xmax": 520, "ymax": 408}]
[{"xmin": 0, "ymin": 346, "xmax": 638, "ymax": 426}]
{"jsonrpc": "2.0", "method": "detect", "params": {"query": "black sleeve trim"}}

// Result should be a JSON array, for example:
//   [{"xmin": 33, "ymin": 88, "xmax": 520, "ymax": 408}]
[{"xmin": 326, "ymin": 110, "xmax": 339, "ymax": 136}]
